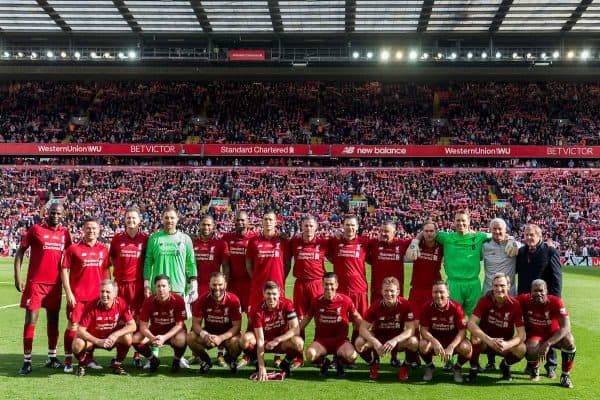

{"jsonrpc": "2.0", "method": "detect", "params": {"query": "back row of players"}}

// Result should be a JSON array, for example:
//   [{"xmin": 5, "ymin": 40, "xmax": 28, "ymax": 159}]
[{"xmin": 14, "ymin": 204, "xmax": 574, "ymax": 387}]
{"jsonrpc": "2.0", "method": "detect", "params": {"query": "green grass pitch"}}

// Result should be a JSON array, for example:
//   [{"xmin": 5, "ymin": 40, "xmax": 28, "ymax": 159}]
[{"xmin": 0, "ymin": 258, "xmax": 598, "ymax": 400}]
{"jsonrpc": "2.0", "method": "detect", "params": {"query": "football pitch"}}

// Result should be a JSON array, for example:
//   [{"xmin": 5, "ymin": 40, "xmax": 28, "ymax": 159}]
[{"xmin": 0, "ymin": 258, "xmax": 598, "ymax": 400}]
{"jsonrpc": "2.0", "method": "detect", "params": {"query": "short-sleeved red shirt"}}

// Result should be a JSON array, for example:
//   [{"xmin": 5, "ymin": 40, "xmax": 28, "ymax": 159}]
[
  {"xmin": 139, "ymin": 293, "xmax": 187, "ymax": 335},
  {"xmin": 193, "ymin": 236, "xmax": 229, "ymax": 292},
  {"xmin": 79, "ymin": 297, "xmax": 132, "ymax": 339},
  {"xmin": 368, "ymin": 238, "xmax": 410, "ymax": 297},
  {"xmin": 420, "ymin": 299, "xmax": 467, "ymax": 342},
  {"xmin": 410, "ymin": 242, "xmax": 443, "ymax": 289},
  {"xmin": 21, "ymin": 223, "xmax": 72, "ymax": 284},
  {"xmin": 308, "ymin": 293, "xmax": 357, "ymax": 342},
  {"xmin": 62, "ymin": 241, "xmax": 110, "ymax": 302},
  {"xmin": 289, "ymin": 236, "xmax": 328, "ymax": 281},
  {"xmin": 473, "ymin": 294, "xmax": 524, "ymax": 340},
  {"xmin": 221, "ymin": 231, "xmax": 256, "ymax": 280},
  {"xmin": 192, "ymin": 291, "xmax": 242, "ymax": 335},
  {"xmin": 251, "ymin": 297, "xmax": 296, "ymax": 342},
  {"xmin": 517, "ymin": 294, "xmax": 568, "ymax": 338},
  {"xmin": 109, "ymin": 231, "xmax": 148, "ymax": 283},
  {"xmin": 365, "ymin": 297, "xmax": 415, "ymax": 338},
  {"xmin": 247, "ymin": 234, "xmax": 289, "ymax": 294},
  {"xmin": 327, "ymin": 236, "xmax": 369, "ymax": 293}
]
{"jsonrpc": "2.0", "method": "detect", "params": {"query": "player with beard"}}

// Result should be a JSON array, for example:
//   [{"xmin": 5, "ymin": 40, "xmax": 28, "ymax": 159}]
[
  {"xmin": 193, "ymin": 215, "xmax": 229, "ymax": 298},
  {"xmin": 14, "ymin": 203, "xmax": 72, "ymax": 375}
]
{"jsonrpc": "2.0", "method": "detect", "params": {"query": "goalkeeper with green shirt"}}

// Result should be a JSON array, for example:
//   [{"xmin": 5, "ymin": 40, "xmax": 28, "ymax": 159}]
[
  {"xmin": 407, "ymin": 210, "xmax": 518, "ymax": 316},
  {"xmin": 144, "ymin": 207, "xmax": 197, "ymax": 302}
]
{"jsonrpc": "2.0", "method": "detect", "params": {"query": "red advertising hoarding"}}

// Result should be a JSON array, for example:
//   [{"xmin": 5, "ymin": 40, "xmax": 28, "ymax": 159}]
[
  {"xmin": 228, "ymin": 49, "xmax": 265, "ymax": 61},
  {"xmin": 0, "ymin": 143, "xmax": 201, "ymax": 156}
]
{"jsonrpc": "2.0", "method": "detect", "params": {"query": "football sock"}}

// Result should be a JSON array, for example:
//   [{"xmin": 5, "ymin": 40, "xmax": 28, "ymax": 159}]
[
  {"xmin": 23, "ymin": 324, "xmax": 35, "ymax": 357},
  {"xmin": 47, "ymin": 322, "xmax": 59, "ymax": 352},
  {"xmin": 421, "ymin": 352, "xmax": 433, "ymax": 365},
  {"xmin": 457, "ymin": 354, "xmax": 469, "ymax": 366},
  {"xmin": 561, "ymin": 348, "xmax": 576, "ymax": 373},
  {"xmin": 173, "ymin": 346, "xmax": 186, "ymax": 360},
  {"xmin": 63, "ymin": 329, "xmax": 77, "ymax": 362},
  {"xmin": 116, "ymin": 343, "xmax": 129, "ymax": 363}
]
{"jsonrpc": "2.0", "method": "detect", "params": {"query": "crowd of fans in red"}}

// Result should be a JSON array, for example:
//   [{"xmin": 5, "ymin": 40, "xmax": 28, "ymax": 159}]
[
  {"xmin": 1, "ymin": 81, "xmax": 598, "ymax": 146},
  {"xmin": 1, "ymin": 167, "xmax": 597, "ymax": 257}
]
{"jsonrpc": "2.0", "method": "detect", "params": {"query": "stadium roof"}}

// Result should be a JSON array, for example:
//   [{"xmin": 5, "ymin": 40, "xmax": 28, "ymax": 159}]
[{"xmin": 0, "ymin": 0, "xmax": 598, "ymax": 35}]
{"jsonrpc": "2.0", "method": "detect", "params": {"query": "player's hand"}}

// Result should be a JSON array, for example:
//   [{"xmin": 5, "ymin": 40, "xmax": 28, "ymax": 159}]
[
  {"xmin": 432, "ymin": 341, "xmax": 444, "ymax": 357},
  {"xmin": 143, "ymin": 287, "xmax": 152, "ymax": 298},
  {"xmin": 104, "ymin": 333, "xmax": 118, "ymax": 349},
  {"xmin": 406, "ymin": 239, "xmax": 420, "ymax": 260},
  {"xmin": 265, "ymin": 338, "xmax": 280, "ymax": 351},
  {"xmin": 67, "ymin": 293, "xmax": 77, "ymax": 307},
  {"xmin": 373, "ymin": 342, "xmax": 385, "ymax": 357},
  {"xmin": 490, "ymin": 338, "xmax": 504, "ymax": 353},
  {"xmin": 381, "ymin": 339, "xmax": 396, "ymax": 355},
  {"xmin": 14, "ymin": 277, "xmax": 24, "ymax": 292},
  {"xmin": 257, "ymin": 366, "xmax": 268, "ymax": 382},
  {"xmin": 152, "ymin": 335, "xmax": 165, "ymax": 347},
  {"xmin": 538, "ymin": 342, "xmax": 551, "ymax": 361},
  {"xmin": 443, "ymin": 345, "xmax": 455, "ymax": 362},
  {"xmin": 504, "ymin": 239, "xmax": 519, "ymax": 257}
]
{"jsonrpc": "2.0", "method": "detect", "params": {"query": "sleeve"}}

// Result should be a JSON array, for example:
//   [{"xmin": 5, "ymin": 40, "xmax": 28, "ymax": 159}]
[
  {"xmin": 399, "ymin": 238, "xmax": 411, "ymax": 255},
  {"xmin": 185, "ymin": 234, "xmax": 197, "ymax": 279},
  {"xmin": 478, "ymin": 232, "xmax": 492, "ymax": 243},
  {"xmin": 139, "ymin": 298, "xmax": 151, "ymax": 323},
  {"xmin": 20, "ymin": 226, "xmax": 34, "ymax": 249},
  {"xmin": 143, "ymin": 234, "xmax": 155, "ymax": 280},
  {"xmin": 551, "ymin": 296, "xmax": 568, "ymax": 319},
  {"xmin": 419, "ymin": 305, "xmax": 431, "ymax": 328},
  {"xmin": 102, "ymin": 248, "xmax": 111, "ymax": 270},
  {"xmin": 109, "ymin": 235, "xmax": 118, "ymax": 261},
  {"xmin": 246, "ymin": 238, "xmax": 257, "ymax": 261},
  {"xmin": 347, "ymin": 295, "xmax": 358, "ymax": 316},
  {"xmin": 436, "ymin": 231, "xmax": 448, "ymax": 245},
  {"xmin": 191, "ymin": 298, "xmax": 204, "ymax": 320},
  {"xmin": 471, "ymin": 296, "xmax": 487, "ymax": 319},
  {"xmin": 175, "ymin": 296, "xmax": 187, "ymax": 322},
  {"xmin": 120, "ymin": 299, "xmax": 133, "ymax": 323},
  {"xmin": 219, "ymin": 239, "xmax": 229, "ymax": 264},
  {"xmin": 404, "ymin": 302, "xmax": 415, "ymax": 322},
  {"xmin": 79, "ymin": 302, "xmax": 95, "ymax": 328},
  {"xmin": 547, "ymin": 247, "xmax": 562, "ymax": 297},
  {"xmin": 230, "ymin": 296, "xmax": 243, "ymax": 322},
  {"xmin": 516, "ymin": 293, "xmax": 528, "ymax": 307},
  {"xmin": 364, "ymin": 303, "xmax": 377, "ymax": 324},
  {"xmin": 62, "ymin": 247, "xmax": 73, "ymax": 269},
  {"xmin": 455, "ymin": 304, "xmax": 467, "ymax": 330},
  {"xmin": 285, "ymin": 299, "xmax": 298, "ymax": 321},
  {"xmin": 251, "ymin": 309, "xmax": 263, "ymax": 329},
  {"xmin": 281, "ymin": 238, "xmax": 291, "ymax": 265},
  {"xmin": 64, "ymin": 229, "xmax": 73, "ymax": 249},
  {"xmin": 512, "ymin": 301, "xmax": 524, "ymax": 327}
]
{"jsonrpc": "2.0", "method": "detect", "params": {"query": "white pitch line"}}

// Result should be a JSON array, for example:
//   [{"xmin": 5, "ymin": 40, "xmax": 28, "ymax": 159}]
[{"xmin": 0, "ymin": 303, "xmax": 20, "ymax": 310}]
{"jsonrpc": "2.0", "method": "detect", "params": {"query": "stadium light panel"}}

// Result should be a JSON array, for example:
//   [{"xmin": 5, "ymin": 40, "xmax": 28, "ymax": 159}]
[
  {"xmin": 103, "ymin": 52, "xmax": 111, "ymax": 59},
  {"xmin": 90, "ymin": 51, "xmax": 98, "ymax": 59},
  {"xmin": 30, "ymin": 52, "xmax": 37, "ymax": 59},
  {"xmin": 408, "ymin": 49, "xmax": 417, "ymax": 60},
  {"xmin": 16, "ymin": 52, "xmax": 24, "ymax": 58},
  {"xmin": 552, "ymin": 51, "xmax": 559, "ymax": 59},
  {"xmin": 436, "ymin": 52, "xmax": 443, "ymax": 59},
  {"xmin": 46, "ymin": 51, "xmax": 54, "ymax": 58},
  {"xmin": 118, "ymin": 52, "xmax": 125, "ymax": 59},
  {"xmin": 567, "ymin": 50, "xmax": 575, "ymax": 59},
  {"xmin": 366, "ymin": 51, "xmax": 373, "ymax": 59},
  {"xmin": 526, "ymin": 52, "xmax": 532, "ymax": 59},
  {"xmin": 541, "ymin": 52, "xmax": 547, "ymax": 59},
  {"xmin": 467, "ymin": 51, "xmax": 473, "ymax": 59},
  {"xmin": 2, "ymin": 51, "xmax": 9, "ymax": 58},
  {"xmin": 60, "ymin": 51, "xmax": 67, "ymax": 58},
  {"xmin": 481, "ymin": 51, "xmax": 487, "ymax": 59},
  {"xmin": 421, "ymin": 52, "xmax": 429, "ymax": 60},
  {"xmin": 380, "ymin": 50, "xmax": 390, "ymax": 61},
  {"xmin": 495, "ymin": 51, "xmax": 502, "ymax": 59},
  {"xmin": 395, "ymin": 50, "xmax": 403, "ymax": 60},
  {"xmin": 74, "ymin": 51, "xmax": 81, "ymax": 59},
  {"xmin": 581, "ymin": 49, "xmax": 590, "ymax": 60},
  {"xmin": 450, "ymin": 52, "xmax": 457, "ymax": 60},
  {"xmin": 128, "ymin": 50, "xmax": 137, "ymax": 59},
  {"xmin": 352, "ymin": 51, "xmax": 360, "ymax": 59}
]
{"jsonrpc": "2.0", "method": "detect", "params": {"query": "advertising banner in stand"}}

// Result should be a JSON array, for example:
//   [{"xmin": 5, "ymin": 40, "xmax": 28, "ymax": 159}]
[
  {"xmin": 228, "ymin": 49, "xmax": 266, "ymax": 61},
  {"xmin": 0, "ymin": 143, "xmax": 201, "ymax": 156}
]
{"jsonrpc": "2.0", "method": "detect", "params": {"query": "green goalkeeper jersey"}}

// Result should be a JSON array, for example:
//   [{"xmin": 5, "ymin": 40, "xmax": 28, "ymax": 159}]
[
  {"xmin": 144, "ymin": 230, "xmax": 197, "ymax": 294},
  {"xmin": 436, "ymin": 231, "xmax": 491, "ymax": 281}
]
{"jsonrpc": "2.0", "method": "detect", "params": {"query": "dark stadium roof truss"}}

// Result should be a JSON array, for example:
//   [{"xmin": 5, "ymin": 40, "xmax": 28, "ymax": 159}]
[{"xmin": 0, "ymin": 0, "xmax": 599, "ymax": 34}]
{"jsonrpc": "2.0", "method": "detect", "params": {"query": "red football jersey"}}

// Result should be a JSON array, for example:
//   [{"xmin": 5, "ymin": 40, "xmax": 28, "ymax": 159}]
[
  {"xmin": 289, "ymin": 236, "xmax": 328, "ymax": 281},
  {"xmin": 410, "ymin": 242, "xmax": 443, "ymax": 289},
  {"xmin": 109, "ymin": 231, "xmax": 148, "ymax": 283},
  {"xmin": 247, "ymin": 234, "xmax": 289, "ymax": 295},
  {"xmin": 327, "ymin": 236, "xmax": 370, "ymax": 293},
  {"xmin": 63, "ymin": 242, "xmax": 110, "ymax": 302},
  {"xmin": 139, "ymin": 293, "xmax": 187, "ymax": 335},
  {"xmin": 368, "ymin": 238, "xmax": 410, "ymax": 296},
  {"xmin": 193, "ymin": 236, "xmax": 229, "ymax": 293},
  {"xmin": 192, "ymin": 291, "xmax": 242, "ymax": 335},
  {"xmin": 420, "ymin": 299, "xmax": 468, "ymax": 342},
  {"xmin": 517, "ymin": 294, "xmax": 568, "ymax": 338},
  {"xmin": 309, "ymin": 293, "xmax": 357, "ymax": 341},
  {"xmin": 473, "ymin": 294, "xmax": 524, "ymax": 340},
  {"xmin": 79, "ymin": 297, "xmax": 132, "ymax": 339},
  {"xmin": 21, "ymin": 223, "xmax": 72, "ymax": 284},
  {"xmin": 365, "ymin": 297, "xmax": 415, "ymax": 338},
  {"xmin": 251, "ymin": 297, "xmax": 296, "ymax": 342},
  {"xmin": 222, "ymin": 231, "xmax": 256, "ymax": 280}
]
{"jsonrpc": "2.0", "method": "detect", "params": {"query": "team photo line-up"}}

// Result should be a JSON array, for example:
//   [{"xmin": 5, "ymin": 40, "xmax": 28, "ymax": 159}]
[{"xmin": 14, "ymin": 203, "xmax": 575, "ymax": 388}]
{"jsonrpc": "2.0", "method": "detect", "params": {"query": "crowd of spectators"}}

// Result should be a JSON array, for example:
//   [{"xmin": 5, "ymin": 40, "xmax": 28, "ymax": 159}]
[
  {"xmin": 1, "ymin": 81, "xmax": 598, "ymax": 146},
  {"xmin": 1, "ymin": 167, "xmax": 597, "ymax": 257}
]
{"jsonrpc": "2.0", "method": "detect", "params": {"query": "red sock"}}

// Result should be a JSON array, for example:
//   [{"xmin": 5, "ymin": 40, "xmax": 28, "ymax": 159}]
[
  {"xmin": 285, "ymin": 348, "xmax": 302, "ymax": 361},
  {"xmin": 75, "ymin": 351, "xmax": 87, "ymax": 364},
  {"xmin": 244, "ymin": 344, "xmax": 256, "ymax": 359},
  {"xmin": 64, "ymin": 329, "xmax": 77, "ymax": 359},
  {"xmin": 23, "ymin": 324, "xmax": 35, "ymax": 356},
  {"xmin": 116, "ymin": 344, "xmax": 129, "ymax": 363},
  {"xmin": 133, "ymin": 351, "xmax": 140, "ymax": 360},
  {"xmin": 561, "ymin": 349, "xmax": 576, "ymax": 373},
  {"xmin": 47, "ymin": 322, "xmax": 59, "ymax": 352},
  {"xmin": 469, "ymin": 343, "xmax": 481, "ymax": 368}
]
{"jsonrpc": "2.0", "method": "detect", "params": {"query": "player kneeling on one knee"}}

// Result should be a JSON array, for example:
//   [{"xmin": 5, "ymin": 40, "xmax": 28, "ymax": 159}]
[
  {"xmin": 467, "ymin": 273, "xmax": 526, "ymax": 383},
  {"xmin": 73, "ymin": 280, "xmax": 136, "ymax": 376},
  {"xmin": 240, "ymin": 281, "xmax": 303, "ymax": 381},
  {"xmin": 187, "ymin": 272, "xmax": 242, "ymax": 374},
  {"xmin": 133, "ymin": 275, "xmax": 188, "ymax": 373},
  {"xmin": 300, "ymin": 272, "xmax": 362, "ymax": 378},
  {"xmin": 418, "ymin": 280, "xmax": 471, "ymax": 383},
  {"xmin": 518, "ymin": 279, "xmax": 576, "ymax": 388},
  {"xmin": 355, "ymin": 276, "xmax": 418, "ymax": 381}
]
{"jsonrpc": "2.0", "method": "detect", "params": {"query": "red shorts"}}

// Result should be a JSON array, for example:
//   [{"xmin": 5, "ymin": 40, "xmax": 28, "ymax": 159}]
[
  {"xmin": 149, "ymin": 323, "xmax": 186, "ymax": 338},
  {"xmin": 229, "ymin": 279, "xmax": 250, "ymax": 312},
  {"xmin": 67, "ymin": 301, "xmax": 89, "ymax": 324},
  {"xmin": 314, "ymin": 337, "xmax": 349, "ymax": 355},
  {"xmin": 344, "ymin": 291, "xmax": 368, "ymax": 320},
  {"xmin": 293, "ymin": 279, "xmax": 323, "ymax": 318},
  {"xmin": 117, "ymin": 280, "xmax": 144, "ymax": 318},
  {"xmin": 408, "ymin": 287, "xmax": 432, "ymax": 320},
  {"xmin": 527, "ymin": 334, "xmax": 555, "ymax": 344},
  {"xmin": 20, "ymin": 282, "xmax": 62, "ymax": 311}
]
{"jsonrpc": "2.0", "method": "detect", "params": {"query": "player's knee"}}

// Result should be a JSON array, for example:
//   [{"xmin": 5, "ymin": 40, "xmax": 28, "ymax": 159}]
[
  {"xmin": 354, "ymin": 337, "xmax": 367, "ymax": 352},
  {"xmin": 240, "ymin": 333, "xmax": 255, "ymax": 349},
  {"xmin": 121, "ymin": 333, "xmax": 133, "ymax": 346},
  {"xmin": 457, "ymin": 340, "xmax": 471, "ymax": 356},
  {"xmin": 419, "ymin": 339, "xmax": 431, "ymax": 354},
  {"xmin": 403, "ymin": 336, "xmax": 419, "ymax": 351},
  {"xmin": 72, "ymin": 338, "xmax": 86, "ymax": 353},
  {"xmin": 305, "ymin": 347, "xmax": 318, "ymax": 362},
  {"xmin": 290, "ymin": 336, "xmax": 304, "ymax": 351}
]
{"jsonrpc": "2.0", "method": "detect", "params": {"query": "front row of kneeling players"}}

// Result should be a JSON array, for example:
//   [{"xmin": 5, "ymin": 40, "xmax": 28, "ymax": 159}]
[{"xmin": 74, "ymin": 271, "xmax": 575, "ymax": 388}]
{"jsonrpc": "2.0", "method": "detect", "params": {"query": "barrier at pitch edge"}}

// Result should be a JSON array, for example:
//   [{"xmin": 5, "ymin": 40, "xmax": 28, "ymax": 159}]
[
  {"xmin": 560, "ymin": 256, "xmax": 600, "ymax": 267},
  {"xmin": 0, "ymin": 144, "xmax": 598, "ymax": 158}
]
